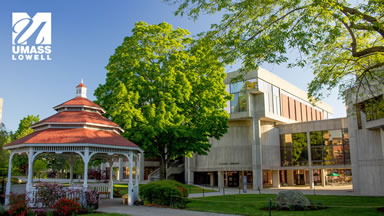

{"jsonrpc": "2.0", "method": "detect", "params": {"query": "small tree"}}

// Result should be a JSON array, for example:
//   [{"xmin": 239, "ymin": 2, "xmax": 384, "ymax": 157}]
[
  {"xmin": 95, "ymin": 22, "xmax": 231, "ymax": 179},
  {"xmin": 34, "ymin": 159, "xmax": 48, "ymax": 181}
]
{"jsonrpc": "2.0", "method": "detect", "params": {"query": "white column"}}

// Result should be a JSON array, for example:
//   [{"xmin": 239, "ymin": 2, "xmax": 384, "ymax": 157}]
[
  {"xmin": 128, "ymin": 152, "xmax": 134, "ymax": 205},
  {"xmin": 83, "ymin": 147, "xmax": 90, "ymax": 189},
  {"xmin": 27, "ymin": 149, "xmax": 34, "ymax": 190},
  {"xmin": 218, "ymin": 171, "xmax": 224, "ymax": 189},
  {"xmin": 251, "ymin": 117, "xmax": 263, "ymax": 190},
  {"xmin": 321, "ymin": 169, "xmax": 326, "ymax": 186},
  {"xmin": 135, "ymin": 156, "xmax": 139, "ymax": 185},
  {"xmin": 4, "ymin": 152, "xmax": 14, "ymax": 206},
  {"xmin": 272, "ymin": 170, "xmax": 280, "ymax": 188},
  {"xmin": 118, "ymin": 158, "xmax": 123, "ymax": 181},
  {"xmin": 210, "ymin": 173, "xmax": 215, "ymax": 187},
  {"xmin": 109, "ymin": 160, "xmax": 114, "ymax": 199},
  {"xmin": 309, "ymin": 169, "xmax": 314, "ymax": 189},
  {"xmin": 139, "ymin": 153, "xmax": 144, "ymax": 181}
]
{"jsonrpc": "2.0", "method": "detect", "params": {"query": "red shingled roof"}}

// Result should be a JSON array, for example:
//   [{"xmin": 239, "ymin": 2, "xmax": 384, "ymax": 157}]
[
  {"xmin": 5, "ymin": 128, "xmax": 138, "ymax": 148},
  {"xmin": 36, "ymin": 111, "xmax": 119, "ymax": 128},
  {"xmin": 55, "ymin": 97, "xmax": 103, "ymax": 109},
  {"xmin": 76, "ymin": 83, "xmax": 86, "ymax": 88}
]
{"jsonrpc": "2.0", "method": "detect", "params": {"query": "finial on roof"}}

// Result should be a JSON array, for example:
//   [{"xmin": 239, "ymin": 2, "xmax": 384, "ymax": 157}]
[{"xmin": 76, "ymin": 80, "xmax": 87, "ymax": 98}]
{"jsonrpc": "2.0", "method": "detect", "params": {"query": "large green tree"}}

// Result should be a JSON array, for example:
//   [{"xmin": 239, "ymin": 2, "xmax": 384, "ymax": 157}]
[
  {"xmin": 95, "ymin": 21, "xmax": 231, "ymax": 179},
  {"xmin": 0, "ymin": 123, "xmax": 11, "ymax": 177},
  {"xmin": 172, "ymin": 0, "xmax": 384, "ymax": 99},
  {"xmin": 11, "ymin": 115, "xmax": 40, "ymax": 175}
]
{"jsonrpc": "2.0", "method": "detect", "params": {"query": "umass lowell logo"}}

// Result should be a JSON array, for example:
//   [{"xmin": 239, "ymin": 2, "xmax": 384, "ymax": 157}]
[{"xmin": 12, "ymin": 12, "xmax": 52, "ymax": 61}]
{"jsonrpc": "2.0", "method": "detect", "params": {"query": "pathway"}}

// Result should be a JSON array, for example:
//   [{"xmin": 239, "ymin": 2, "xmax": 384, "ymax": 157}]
[{"xmin": 98, "ymin": 198, "xmax": 239, "ymax": 216}]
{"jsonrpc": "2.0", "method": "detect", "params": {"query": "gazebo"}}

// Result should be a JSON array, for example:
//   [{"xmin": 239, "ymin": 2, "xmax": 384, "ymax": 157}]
[{"xmin": 3, "ymin": 82, "xmax": 143, "ymax": 206}]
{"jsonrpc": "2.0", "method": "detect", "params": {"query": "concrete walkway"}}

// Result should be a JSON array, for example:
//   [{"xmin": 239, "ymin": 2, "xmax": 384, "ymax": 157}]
[{"xmin": 98, "ymin": 198, "xmax": 239, "ymax": 216}]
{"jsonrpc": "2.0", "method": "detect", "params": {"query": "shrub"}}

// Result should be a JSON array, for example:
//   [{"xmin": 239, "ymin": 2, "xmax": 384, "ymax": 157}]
[
  {"xmin": 139, "ymin": 180, "xmax": 189, "ymax": 208},
  {"xmin": 8, "ymin": 193, "xmax": 29, "ymax": 216},
  {"xmin": 35, "ymin": 183, "xmax": 66, "ymax": 208},
  {"xmin": 51, "ymin": 198, "xmax": 80, "ymax": 216},
  {"xmin": 0, "ymin": 204, "xmax": 6, "ymax": 216},
  {"xmin": 85, "ymin": 189, "xmax": 99, "ymax": 210}
]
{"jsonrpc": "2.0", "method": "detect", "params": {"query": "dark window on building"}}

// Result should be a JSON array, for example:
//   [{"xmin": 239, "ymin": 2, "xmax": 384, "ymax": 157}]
[
  {"xmin": 280, "ymin": 133, "xmax": 308, "ymax": 167},
  {"xmin": 310, "ymin": 129, "xmax": 351, "ymax": 165},
  {"xmin": 361, "ymin": 95, "xmax": 384, "ymax": 121}
]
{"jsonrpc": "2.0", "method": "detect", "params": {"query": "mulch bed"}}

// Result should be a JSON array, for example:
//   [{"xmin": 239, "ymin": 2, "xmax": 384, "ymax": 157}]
[{"xmin": 377, "ymin": 207, "xmax": 384, "ymax": 213}]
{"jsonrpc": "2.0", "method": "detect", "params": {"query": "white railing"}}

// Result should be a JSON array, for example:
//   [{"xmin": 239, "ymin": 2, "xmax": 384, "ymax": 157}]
[{"xmin": 28, "ymin": 186, "xmax": 85, "ymax": 208}]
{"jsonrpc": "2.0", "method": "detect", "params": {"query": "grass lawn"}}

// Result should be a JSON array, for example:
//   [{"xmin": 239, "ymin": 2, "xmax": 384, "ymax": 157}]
[
  {"xmin": 186, "ymin": 194, "xmax": 384, "ymax": 216},
  {"xmin": 185, "ymin": 185, "xmax": 217, "ymax": 194}
]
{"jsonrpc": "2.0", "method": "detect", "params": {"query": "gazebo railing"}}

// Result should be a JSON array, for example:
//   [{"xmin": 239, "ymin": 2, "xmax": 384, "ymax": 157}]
[{"xmin": 28, "ymin": 186, "xmax": 86, "ymax": 208}]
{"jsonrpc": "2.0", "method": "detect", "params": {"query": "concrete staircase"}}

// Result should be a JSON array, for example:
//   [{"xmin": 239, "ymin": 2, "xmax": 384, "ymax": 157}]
[{"xmin": 148, "ymin": 160, "xmax": 184, "ymax": 181}]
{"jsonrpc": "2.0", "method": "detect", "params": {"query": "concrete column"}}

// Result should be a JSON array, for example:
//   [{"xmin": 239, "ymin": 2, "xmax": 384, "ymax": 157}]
[
  {"xmin": 4, "ymin": 152, "xmax": 14, "ymax": 206},
  {"xmin": 218, "ymin": 171, "xmax": 224, "ymax": 189},
  {"xmin": 272, "ymin": 170, "xmax": 280, "ymax": 188},
  {"xmin": 287, "ymin": 170, "xmax": 294, "ymax": 186},
  {"xmin": 309, "ymin": 169, "xmax": 314, "ymax": 189},
  {"xmin": 128, "ymin": 152, "xmax": 134, "ymax": 205},
  {"xmin": 83, "ymin": 147, "xmax": 89, "ymax": 189},
  {"xmin": 321, "ymin": 169, "xmax": 326, "ymax": 186},
  {"xmin": 251, "ymin": 117, "xmax": 263, "ymax": 190},
  {"xmin": 118, "ymin": 158, "xmax": 123, "ymax": 181},
  {"xmin": 210, "ymin": 173, "xmax": 215, "ymax": 187},
  {"xmin": 186, "ymin": 157, "xmax": 194, "ymax": 184},
  {"xmin": 239, "ymin": 171, "xmax": 243, "ymax": 188}
]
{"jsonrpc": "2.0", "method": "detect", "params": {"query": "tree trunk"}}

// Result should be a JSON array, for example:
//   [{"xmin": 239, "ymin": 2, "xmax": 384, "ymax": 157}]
[{"xmin": 159, "ymin": 156, "xmax": 167, "ymax": 180}]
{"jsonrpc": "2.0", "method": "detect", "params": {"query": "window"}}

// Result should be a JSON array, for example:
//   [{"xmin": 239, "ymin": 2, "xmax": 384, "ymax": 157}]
[
  {"xmin": 225, "ymin": 84, "xmax": 231, "ymax": 113},
  {"xmin": 361, "ymin": 95, "xmax": 384, "ymax": 121},
  {"xmin": 280, "ymin": 133, "xmax": 308, "ymax": 167},
  {"xmin": 272, "ymin": 86, "xmax": 280, "ymax": 116},
  {"xmin": 310, "ymin": 129, "xmax": 351, "ymax": 165},
  {"xmin": 229, "ymin": 80, "xmax": 251, "ymax": 113}
]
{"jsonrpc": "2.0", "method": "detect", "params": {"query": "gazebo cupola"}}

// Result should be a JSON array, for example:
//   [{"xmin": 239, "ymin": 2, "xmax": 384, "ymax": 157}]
[
  {"xmin": 3, "ymin": 81, "xmax": 143, "ymax": 206},
  {"xmin": 76, "ymin": 80, "xmax": 87, "ymax": 98}
]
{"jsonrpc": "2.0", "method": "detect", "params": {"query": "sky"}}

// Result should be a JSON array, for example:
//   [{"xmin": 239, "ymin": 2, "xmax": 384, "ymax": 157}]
[{"xmin": 0, "ymin": 0, "xmax": 346, "ymax": 131}]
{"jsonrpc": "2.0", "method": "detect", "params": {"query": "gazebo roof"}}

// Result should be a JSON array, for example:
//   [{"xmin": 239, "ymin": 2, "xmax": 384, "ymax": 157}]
[
  {"xmin": 5, "ymin": 128, "xmax": 137, "ymax": 148},
  {"xmin": 4, "ymin": 82, "xmax": 141, "ymax": 152}
]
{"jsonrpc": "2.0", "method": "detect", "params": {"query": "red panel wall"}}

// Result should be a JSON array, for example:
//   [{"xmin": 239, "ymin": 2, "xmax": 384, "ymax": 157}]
[
  {"xmin": 320, "ymin": 111, "xmax": 324, "ymax": 120},
  {"xmin": 302, "ymin": 104, "xmax": 307, "ymax": 122},
  {"xmin": 317, "ymin": 110, "xmax": 321, "ymax": 120},
  {"xmin": 288, "ymin": 97, "xmax": 296, "ymax": 120},
  {"xmin": 307, "ymin": 106, "xmax": 312, "ymax": 121},
  {"xmin": 312, "ymin": 108, "xmax": 317, "ymax": 120},
  {"xmin": 296, "ymin": 101, "xmax": 302, "ymax": 122},
  {"xmin": 281, "ymin": 94, "xmax": 289, "ymax": 118}
]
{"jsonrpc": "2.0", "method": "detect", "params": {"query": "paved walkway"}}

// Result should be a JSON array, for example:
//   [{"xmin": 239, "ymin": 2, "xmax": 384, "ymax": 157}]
[{"xmin": 98, "ymin": 199, "xmax": 239, "ymax": 216}]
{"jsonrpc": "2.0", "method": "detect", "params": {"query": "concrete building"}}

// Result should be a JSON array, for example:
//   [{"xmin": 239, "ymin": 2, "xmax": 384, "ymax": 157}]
[
  {"xmin": 0, "ymin": 98, "xmax": 3, "ymax": 124},
  {"xmin": 346, "ymin": 86, "xmax": 384, "ymax": 196},
  {"xmin": 185, "ymin": 68, "xmax": 343, "ymax": 190}
]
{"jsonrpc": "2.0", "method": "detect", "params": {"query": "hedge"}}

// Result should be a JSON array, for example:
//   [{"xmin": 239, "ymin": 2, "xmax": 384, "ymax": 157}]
[{"xmin": 139, "ymin": 180, "xmax": 189, "ymax": 208}]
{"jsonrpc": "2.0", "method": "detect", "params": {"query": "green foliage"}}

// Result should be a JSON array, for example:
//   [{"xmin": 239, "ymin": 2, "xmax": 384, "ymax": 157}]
[
  {"xmin": 12, "ymin": 115, "xmax": 39, "ymax": 140},
  {"xmin": 33, "ymin": 159, "xmax": 48, "ymax": 179},
  {"xmin": 9, "ymin": 115, "xmax": 40, "ymax": 176},
  {"xmin": 139, "ymin": 180, "xmax": 189, "ymax": 208},
  {"xmin": 95, "ymin": 21, "xmax": 230, "ymax": 179},
  {"xmin": 0, "ymin": 124, "xmax": 11, "ymax": 177},
  {"xmin": 172, "ymin": 0, "xmax": 384, "ymax": 100}
]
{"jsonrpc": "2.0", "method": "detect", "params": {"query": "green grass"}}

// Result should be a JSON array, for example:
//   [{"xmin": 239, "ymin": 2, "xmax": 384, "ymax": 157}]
[
  {"xmin": 185, "ymin": 185, "xmax": 217, "ymax": 194},
  {"xmin": 186, "ymin": 194, "xmax": 384, "ymax": 216}
]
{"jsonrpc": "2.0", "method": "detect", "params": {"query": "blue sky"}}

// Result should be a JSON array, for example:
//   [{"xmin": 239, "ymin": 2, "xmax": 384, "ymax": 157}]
[{"xmin": 0, "ymin": 0, "xmax": 346, "ymax": 131}]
